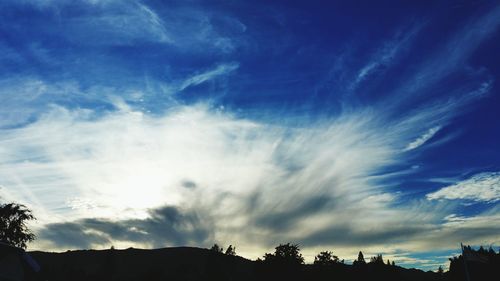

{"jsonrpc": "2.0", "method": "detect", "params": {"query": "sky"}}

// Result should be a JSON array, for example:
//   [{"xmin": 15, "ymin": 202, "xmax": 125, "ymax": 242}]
[{"xmin": 0, "ymin": 0, "xmax": 499, "ymax": 270}]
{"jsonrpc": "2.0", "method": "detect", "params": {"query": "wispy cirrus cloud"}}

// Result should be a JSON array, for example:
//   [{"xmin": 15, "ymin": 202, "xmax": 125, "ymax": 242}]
[
  {"xmin": 350, "ymin": 24, "xmax": 423, "ymax": 90},
  {"xmin": 3, "ymin": 0, "xmax": 245, "ymax": 53},
  {"xmin": 427, "ymin": 172, "xmax": 500, "ymax": 203},
  {"xmin": 394, "ymin": 5, "xmax": 500, "ymax": 101},
  {"xmin": 404, "ymin": 126, "xmax": 441, "ymax": 151},
  {"xmin": 178, "ymin": 62, "xmax": 240, "ymax": 91},
  {"xmin": 63, "ymin": 2, "xmax": 172, "ymax": 45}
]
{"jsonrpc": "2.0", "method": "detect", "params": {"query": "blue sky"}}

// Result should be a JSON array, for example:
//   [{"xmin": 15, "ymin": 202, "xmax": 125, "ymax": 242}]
[{"xmin": 0, "ymin": 0, "xmax": 499, "ymax": 270}]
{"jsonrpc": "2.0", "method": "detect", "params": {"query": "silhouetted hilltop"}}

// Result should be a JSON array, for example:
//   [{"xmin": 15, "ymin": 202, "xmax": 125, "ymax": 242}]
[
  {"xmin": 29, "ymin": 247, "xmax": 445, "ymax": 281},
  {"xmin": 30, "ymin": 247, "xmax": 253, "ymax": 281}
]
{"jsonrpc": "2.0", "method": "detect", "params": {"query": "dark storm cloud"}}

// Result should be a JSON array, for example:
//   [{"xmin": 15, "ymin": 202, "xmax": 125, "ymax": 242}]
[
  {"xmin": 38, "ymin": 221, "xmax": 111, "ymax": 249},
  {"xmin": 38, "ymin": 206, "xmax": 213, "ymax": 249}
]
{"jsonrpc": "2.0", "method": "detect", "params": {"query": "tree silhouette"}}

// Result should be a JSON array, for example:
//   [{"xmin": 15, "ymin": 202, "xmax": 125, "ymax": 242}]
[
  {"xmin": 370, "ymin": 254, "xmax": 384, "ymax": 265},
  {"xmin": 353, "ymin": 251, "xmax": 366, "ymax": 265},
  {"xmin": 225, "ymin": 245, "xmax": 236, "ymax": 256},
  {"xmin": 437, "ymin": 266, "xmax": 444, "ymax": 274},
  {"xmin": 314, "ymin": 251, "xmax": 339, "ymax": 265},
  {"xmin": 210, "ymin": 243, "xmax": 224, "ymax": 253},
  {"xmin": 263, "ymin": 243, "xmax": 304, "ymax": 265},
  {"xmin": 488, "ymin": 246, "xmax": 496, "ymax": 255},
  {"xmin": 0, "ymin": 202, "xmax": 35, "ymax": 248}
]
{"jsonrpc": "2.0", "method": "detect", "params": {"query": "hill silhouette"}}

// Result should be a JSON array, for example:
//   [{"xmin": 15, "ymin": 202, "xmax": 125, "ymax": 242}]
[
  {"xmin": 29, "ymin": 247, "xmax": 445, "ymax": 281},
  {"xmin": 30, "ymin": 247, "xmax": 252, "ymax": 281}
]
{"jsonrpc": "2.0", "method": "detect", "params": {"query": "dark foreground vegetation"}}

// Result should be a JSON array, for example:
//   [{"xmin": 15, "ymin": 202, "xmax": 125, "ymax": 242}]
[
  {"xmin": 27, "ymin": 245, "xmax": 500, "ymax": 281},
  {"xmin": 30, "ymin": 247, "xmax": 433, "ymax": 281}
]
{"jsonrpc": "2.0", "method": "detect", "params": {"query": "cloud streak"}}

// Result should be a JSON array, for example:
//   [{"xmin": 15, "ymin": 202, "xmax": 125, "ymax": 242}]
[
  {"xmin": 351, "ymin": 24, "xmax": 423, "ymax": 90},
  {"xmin": 404, "ymin": 126, "xmax": 441, "ymax": 151},
  {"xmin": 392, "ymin": 4, "xmax": 500, "ymax": 102},
  {"xmin": 427, "ymin": 172, "xmax": 500, "ymax": 203},
  {"xmin": 38, "ymin": 205, "xmax": 212, "ymax": 249},
  {"xmin": 178, "ymin": 62, "xmax": 240, "ymax": 91}
]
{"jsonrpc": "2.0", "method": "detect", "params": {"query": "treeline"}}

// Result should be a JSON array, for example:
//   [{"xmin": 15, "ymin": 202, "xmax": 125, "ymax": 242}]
[
  {"xmin": 211, "ymin": 242, "xmax": 398, "ymax": 267},
  {"xmin": 249, "ymin": 243, "xmax": 417, "ymax": 281},
  {"xmin": 206, "ymin": 242, "xmax": 500, "ymax": 281}
]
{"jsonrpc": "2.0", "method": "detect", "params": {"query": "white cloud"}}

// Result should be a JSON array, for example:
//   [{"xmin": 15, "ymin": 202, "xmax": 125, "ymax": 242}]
[
  {"xmin": 0, "ymin": 77, "xmax": 139, "ymax": 128},
  {"xmin": 0, "ymin": 99, "xmax": 418, "ymax": 253},
  {"xmin": 426, "ymin": 172, "xmax": 500, "ymax": 203},
  {"xmin": 0, "ymin": 78, "xmax": 72, "ymax": 128},
  {"xmin": 404, "ymin": 126, "xmax": 441, "ymax": 151}
]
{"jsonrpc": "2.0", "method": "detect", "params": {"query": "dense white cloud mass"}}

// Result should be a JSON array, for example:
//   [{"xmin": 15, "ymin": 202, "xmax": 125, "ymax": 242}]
[
  {"xmin": 0, "ymin": 103, "xmax": 396, "ymax": 222},
  {"xmin": 427, "ymin": 172, "xmax": 500, "ymax": 203}
]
